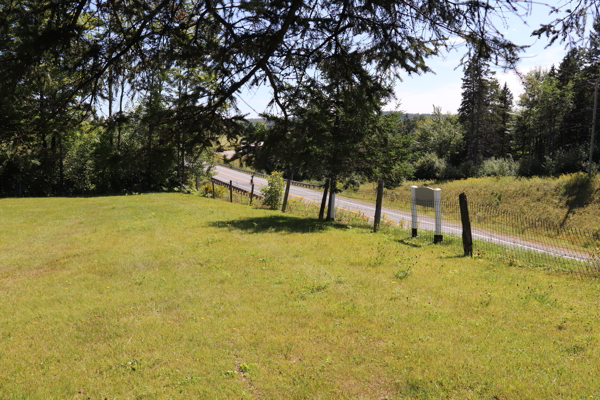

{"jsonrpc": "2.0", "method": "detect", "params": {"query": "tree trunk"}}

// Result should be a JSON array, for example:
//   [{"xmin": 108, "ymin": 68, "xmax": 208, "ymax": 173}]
[
  {"xmin": 146, "ymin": 125, "xmax": 153, "ymax": 191},
  {"xmin": 117, "ymin": 76, "xmax": 125, "ymax": 150},
  {"xmin": 108, "ymin": 67, "xmax": 114, "ymax": 147},
  {"xmin": 58, "ymin": 131, "xmax": 64, "ymax": 195}
]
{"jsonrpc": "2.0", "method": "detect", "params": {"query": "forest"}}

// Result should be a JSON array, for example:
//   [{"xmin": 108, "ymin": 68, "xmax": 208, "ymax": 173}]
[{"xmin": 0, "ymin": 0, "xmax": 598, "ymax": 196}]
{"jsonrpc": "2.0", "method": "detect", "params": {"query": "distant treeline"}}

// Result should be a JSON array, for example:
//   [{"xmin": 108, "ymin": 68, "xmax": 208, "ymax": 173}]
[{"xmin": 0, "ymin": 0, "xmax": 597, "ymax": 197}]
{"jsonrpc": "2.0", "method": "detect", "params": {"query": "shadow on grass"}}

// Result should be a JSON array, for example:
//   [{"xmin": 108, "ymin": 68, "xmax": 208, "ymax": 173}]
[
  {"xmin": 396, "ymin": 234, "xmax": 462, "ymax": 249},
  {"xmin": 209, "ymin": 215, "xmax": 350, "ymax": 234},
  {"xmin": 561, "ymin": 174, "xmax": 596, "ymax": 227},
  {"xmin": 396, "ymin": 238, "xmax": 427, "ymax": 248}
]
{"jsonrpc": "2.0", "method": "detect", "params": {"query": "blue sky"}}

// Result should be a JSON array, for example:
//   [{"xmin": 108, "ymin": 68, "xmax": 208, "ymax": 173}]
[{"xmin": 237, "ymin": 2, "xmax": 588, "ymax": 117}]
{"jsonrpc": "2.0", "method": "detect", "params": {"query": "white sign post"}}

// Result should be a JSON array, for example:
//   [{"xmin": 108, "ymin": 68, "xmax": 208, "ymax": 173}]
[
  {"xmin": 410, "ymin": 186, "xmax": 443, "ymax": 243},
  {"xmin": 411, "ymin": 186, "xmax": 418, "ymax": 237}
]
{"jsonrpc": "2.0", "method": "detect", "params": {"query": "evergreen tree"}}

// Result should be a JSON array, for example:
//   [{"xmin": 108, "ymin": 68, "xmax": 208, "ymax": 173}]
[
  {"xmin": 496, "ymin": 83, "xmax": 514, "ymax": 157},
  {"xmin": 552, "ymin": 15, "xmax": 600, "ymax": 165},
  {"xmin": 514, "ymin": 68, "xmax": 575, "ymax": 174},
  {"xmin": 458, "ymin": 55, "xmax": 502, "ymax": 162},
  {"xmin": 0, "ymin": 0, "xmax": 595, "ymax": 194}
]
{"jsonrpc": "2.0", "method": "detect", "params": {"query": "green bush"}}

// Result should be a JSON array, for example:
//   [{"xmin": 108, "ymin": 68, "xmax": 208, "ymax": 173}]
[
  {"xmin": 261, "ymin": 171, "xmax": 285, "ymax": 210},
  {"xmin": 440, "ymin": 163, "xmax": 462, "ymax": 180},
  {"xmin": 479, "ymin": 157, "xmax": 518, "ymax": 177},
  {"xmin": 544, "ymin": 146, "xmax": 588, "ymax": 176},
  {"xmin": 518, "ymin": 156, "xmax": 545, "ymax": 177},
  {"xmin": 414, "ymin": 153, "xmax": 446, "ymax": 180},
  {"xmin": 200, "ymin": 182, "xmax": 228, "ymax": 198}
]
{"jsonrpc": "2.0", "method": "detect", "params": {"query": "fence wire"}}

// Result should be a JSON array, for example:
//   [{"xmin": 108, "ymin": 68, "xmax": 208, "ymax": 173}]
[
  {"xmin": 380, "ymin": 193, "xmax": 599, "ymax": 278},
  {"xmin": 206, "ymin": 177, "xmax": 599, "ymax": 278}
]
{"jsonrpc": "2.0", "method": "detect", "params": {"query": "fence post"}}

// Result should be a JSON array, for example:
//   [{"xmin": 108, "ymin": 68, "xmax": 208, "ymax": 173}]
[
  {"xmin": 459, "ymin": 193, "xmax": 473, "ymax": 256},
  {"xmin": 373, "ymin": 180, "xmax": 384, "ymax": 232},
  {"xmin": 196, "ymin": 176, "xmax": 200, "ymax": 191},
  {"xmin": 212, "ymin": 180, "xmax": 216, "ymax": 199},
  {"xmin": 229, "ymin": 180, "xmax": 233, "ymax": 202},
  {"xmin": 282, "ymin": 176, "xmax": 292, "ymax": 212},
  {"xmin": 249, "ymin": 175, "xmax": 255, "ymax": 205},
  {"xmin": 326, "ymin": 177, "xmax": 336, "ymax": 221},
  {"xmin": 411, "ymin": 185, "xmax": 418, "ymax": 237},
  {"xmin": 434, "ymin": 188, "xmax": 443, "ymax": 243},
  {"xmin": 319, "ymin": 179, "xmax": 329, "ymax": 220}
]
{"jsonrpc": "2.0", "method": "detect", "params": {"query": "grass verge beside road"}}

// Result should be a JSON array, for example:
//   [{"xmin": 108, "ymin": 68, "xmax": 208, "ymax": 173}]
[
  {"xmin": 341, "ymin": 173, "xmax": 600, "ymax": 233},
  {"xmin": 1, "ymin": 194, "xmax": 599, "ymax": 399}
]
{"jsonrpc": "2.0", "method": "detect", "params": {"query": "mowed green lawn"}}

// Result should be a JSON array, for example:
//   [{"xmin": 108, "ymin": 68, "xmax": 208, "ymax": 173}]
[{"xmin": 0, "ymin": 194, "xmax": 599, "ymax": 399}]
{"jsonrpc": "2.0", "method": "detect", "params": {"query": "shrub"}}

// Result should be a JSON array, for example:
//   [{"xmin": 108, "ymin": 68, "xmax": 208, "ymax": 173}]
[
  {"xmin": 340, "ymin": 173, "xmax": 365, "ymax": 191},
  {"xmin": 479, "ymin": 157, "xmax": 518, "ymax": 177},
  {"xmin": 261, "ymin": 171, "xmax": 285, "ymax": 210},
  {"xmin": 458, "ymin": 160, "xmax": 479, "ymax": 179},
  {"xmin": 200, "ymin": 182, "xmax": 228, "ymax": 198},
  {"xmin": 440, "ymin": 163, "xmax": 461, "ymax": 180},
  {"xmin": 518, "ymin": 156, "xmax": 545, "ymax": 177},
  {"xmin": 544, "ymin": 146, "xmax": 587, "ymax": 176},
  {"xmin": 414, "ymin": 153, "xmax": 446, "ymax": 180}
]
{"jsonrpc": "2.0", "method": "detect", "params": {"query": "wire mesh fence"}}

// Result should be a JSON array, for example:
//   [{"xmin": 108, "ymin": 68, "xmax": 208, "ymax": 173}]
[
  {"xmin": 203, "ymin": 176, "xmax": 600, "ymax": 278},
  {"xmin": 378, "ymin": 193, "xmax": 600, "ymax": 278},
  {"xmin": 464, "ymin": 201, "xmax": 599, "ymax": 278}
]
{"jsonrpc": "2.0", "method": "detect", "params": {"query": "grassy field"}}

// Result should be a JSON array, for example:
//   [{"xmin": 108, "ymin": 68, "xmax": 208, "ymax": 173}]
[
  {"xmin": 1, "ymin": 194, "xmax": 599, "ymax": 399},
  {"xmin": 341, "ymin": 173, "xmax": 600, "ymax": 233}
]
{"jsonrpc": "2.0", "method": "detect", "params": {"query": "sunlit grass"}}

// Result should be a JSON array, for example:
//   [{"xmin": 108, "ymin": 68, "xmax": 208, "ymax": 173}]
[
  {"xmin": 342, "ymin": 174, "xmax": 600, "ymax": 230},
  {"xmin": 1, "ymin": 194, "xmax": 599, "ymax": 399},
  {"xmin": 339, "ymin": 174, "xmax": 600, "ymax": 252}
]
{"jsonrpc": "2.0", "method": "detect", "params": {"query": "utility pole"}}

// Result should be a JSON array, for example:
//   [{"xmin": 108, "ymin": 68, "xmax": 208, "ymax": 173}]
[{"xmin": 589, "ymin": 77, "xmax": 598, "ymax": 178}]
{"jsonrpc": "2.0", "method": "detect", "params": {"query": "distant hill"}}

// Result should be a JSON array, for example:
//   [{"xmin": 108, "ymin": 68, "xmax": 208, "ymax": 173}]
[
  {"xmin": 245, "ymin": 118, "xmax": 265, "ymax": 124},
  {"xmin": 382, "ymin": 111, "xmax": 434, "ymax": 118},
  {"xmin": 244, "ymin": 112, "xmax": 435, "ymax": 124}
]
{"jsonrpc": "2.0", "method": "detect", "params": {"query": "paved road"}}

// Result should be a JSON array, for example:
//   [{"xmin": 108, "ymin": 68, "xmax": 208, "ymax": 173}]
[{"xmin": 213, "ymin": 164, "xmax": 594, "ymax": 263}]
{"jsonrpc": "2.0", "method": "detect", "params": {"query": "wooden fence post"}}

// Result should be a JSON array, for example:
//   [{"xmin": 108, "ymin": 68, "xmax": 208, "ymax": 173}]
[
  {"xmin": 212, "ymin": 181, "xmax": 215, "ymax": 199},
  {"xmin": 373, "ymin": 180, "xmax": 384, "ymax": 232},
  {"xmin": 249, "ymin": 175, "xmax": 255, "ymax": 205},
  {"xmin": 319, "ymin": 179, "xmax": 329, "ymax": 220},
  {"xmin": 459, "ymin": 193, "xmax": 473, "ymax": 256},
  {"xmin": 326, "ymin": 177, "xmax": 336, "ymax": 221},
  {"xmin": 229, "ymin": 180, "xmax": 233, "ymax": 202},
  {"xmin": 281, "ymin": 176, "xmax": 292, "ymax": 212}
]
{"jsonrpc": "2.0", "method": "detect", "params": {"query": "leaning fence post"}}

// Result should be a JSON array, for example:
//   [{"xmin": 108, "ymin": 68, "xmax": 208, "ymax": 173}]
[
  {"xmin": 411, "ymin": 185, "xmax": 418, "ymax": 237},
  {"xmin": 249, "ymin": 175, "xmax": 255, "ymax": 205},
  {"xmin": 229, "ymin": 180, "xmax": 233, "ymax": 202},
  {"xmin": 434, "ymin": 188, "xmax": 443, "ymax": 243},
  {"xmin": 319, "ymin": 179, "xmax": 330, "ymax": 220},
  {"xmin": 373, "ymin": 180, "xmax": 384, "ymax": 232},
  {"xmin": 212, "ymin": 180, "xmax": 216, "ymax": 199},
  {"xmin": 459, "ymin": 193, "xmax": 473, "ymax": 256},
  {"xmin": 282, "ymin": 176, "xmax": 292, "ymax": 212}
]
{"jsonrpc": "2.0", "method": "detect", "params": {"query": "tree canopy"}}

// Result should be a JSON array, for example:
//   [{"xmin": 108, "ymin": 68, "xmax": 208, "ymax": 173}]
[{"xmin": 0, "ymin": 0, "xmax": 597, "ymax": 195}]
